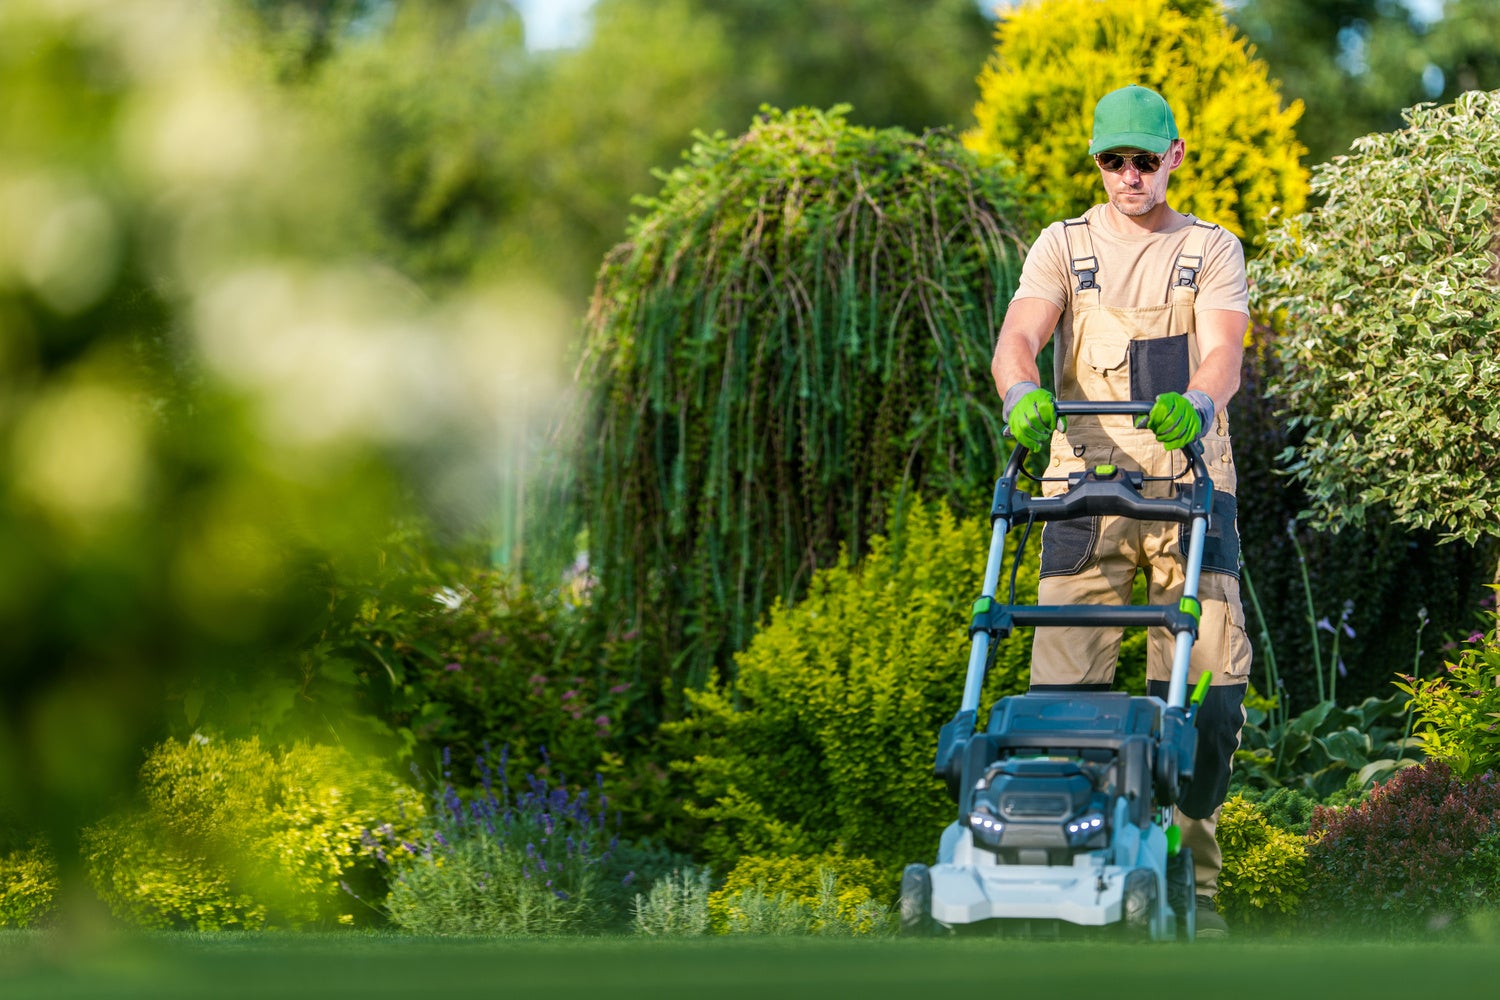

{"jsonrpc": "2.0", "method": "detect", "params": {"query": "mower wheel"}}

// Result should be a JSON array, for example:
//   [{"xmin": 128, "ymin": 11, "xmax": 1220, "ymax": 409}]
[
  {"xmin": 899, "ymin": 864, "xmax": 934, "ymax": 937},
  {"xmin": 1122, "ymin": 868, "xmax": 1158, "ymax": 939}
]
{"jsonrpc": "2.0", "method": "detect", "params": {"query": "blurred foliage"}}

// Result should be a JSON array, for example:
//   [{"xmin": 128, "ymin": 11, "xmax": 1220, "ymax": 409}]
[
  {"xmin": 672, "ymin": 0, "xmax": 993, "ymax": 135},
  {"xmin": 81, "ymin": 736, "xmax": 422, "ymax": 930},
  {"xmin": 1252, "ymin": 90, "xmax": 1500, "ymax": 548},
  {"xmin": 0, "ymin": 834, "xmax": 60, "ymax": 929},
  {"xmin": 1227, "ymin": 0, "xmax": 1500, "ymax": 167},
  {"xmin": 0, "ymin": 0, "xmax": 571, "ymax": 889},
  {"xmin": 966, "ymin": 0, "xmax": 1307, "ymax": 244},
  {"xmin": 666, "ymin": 502, "xmax": 1037, "ymax": 880},
  {"xmin": 579, "ymin": 107, "xmax": 1030, "ymax": 699}
]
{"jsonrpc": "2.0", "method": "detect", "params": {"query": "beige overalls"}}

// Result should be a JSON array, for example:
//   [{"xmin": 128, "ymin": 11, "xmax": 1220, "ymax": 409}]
[{"xmin": 1030, "ymin": 217, "xmax": 1252, "ymax": 896}]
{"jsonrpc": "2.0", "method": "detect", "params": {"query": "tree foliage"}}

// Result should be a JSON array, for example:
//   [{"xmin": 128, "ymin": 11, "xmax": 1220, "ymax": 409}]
[
  {"xmin": 1228, "ymin": 0, "xmax": 1500, "ymax": 166},
  {"xmin": 578, "ymin": 107, "xmax": 1030, "ymax": 699},
  {"xmin": 671, "ymin": 0, "xmax": 993, "ymax": 134},
  {"xmin": 1251, "ymin": 89, "xmax": 1500, "ymax": 545},
  {"xmin": 966, "ymin": 0, "xmax": 1307, "ymax": 244}
]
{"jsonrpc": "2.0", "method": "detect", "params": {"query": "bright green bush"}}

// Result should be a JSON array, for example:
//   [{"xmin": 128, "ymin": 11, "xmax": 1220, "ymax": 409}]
[
  {"xmin": 965, "ymin": 0, "xmax": 1307, "ymax": 243},
  {"xmin": 579, "ymin": 105, "xmax": 1031, "ymax": 701},
  {"xmin": 669, "ymin": 501, "xmax": 1040, "ymax": 879},
  {"xmin": 82, "ymin": 736, "xmax": 421, "ymax": 930},
  {"xmin": 1214, "ymin": 793, "xmax": 1308, "ymax": 931},
  {"xmin": 708, "ymin": 853, "xmax": 892, "ymax": 936},
  {"xmin": 0, "ymin": 837, "xmax": 59, "ymax": 929},
  {"xmin": 1252, "ymin": 89, "xmax": 1500, "ymax": 545},
  {"xmin": 1397, "ymin": 603, "xmax": 1500, "ymax": 780}
]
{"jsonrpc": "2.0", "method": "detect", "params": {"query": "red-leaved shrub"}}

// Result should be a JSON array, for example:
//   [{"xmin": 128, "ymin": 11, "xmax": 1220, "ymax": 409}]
[{"xmin": 1303, "ymin": 762, "xmax": 1500, "ymax": 935}]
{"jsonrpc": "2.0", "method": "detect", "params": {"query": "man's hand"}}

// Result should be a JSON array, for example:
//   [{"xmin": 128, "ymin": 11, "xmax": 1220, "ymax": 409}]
[
  {"xmin": 1005, "ymin": 383, "xmax": 1066, "ymax": 453},
  {"xmin": 1136, "ymin": 390, "xmax": 1214, "ymax": 450}
]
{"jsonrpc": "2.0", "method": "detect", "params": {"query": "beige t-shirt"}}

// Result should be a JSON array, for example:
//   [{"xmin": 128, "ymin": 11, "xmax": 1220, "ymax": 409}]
[{"xmin": 1012, "ymin": 203, "xmax": 1249, "ymax": 330}]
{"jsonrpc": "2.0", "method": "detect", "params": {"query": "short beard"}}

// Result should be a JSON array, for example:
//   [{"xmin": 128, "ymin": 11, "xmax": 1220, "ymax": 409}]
[{"xmin": 1111, "ymin": 193, "xmax": 1158, "ymax": 217}]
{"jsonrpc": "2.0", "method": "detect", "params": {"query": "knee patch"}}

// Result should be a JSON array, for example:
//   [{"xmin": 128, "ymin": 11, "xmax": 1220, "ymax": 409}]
[{"xmin": 1148, "ymin": 680, "xmax": 1244, "ymax": 820}]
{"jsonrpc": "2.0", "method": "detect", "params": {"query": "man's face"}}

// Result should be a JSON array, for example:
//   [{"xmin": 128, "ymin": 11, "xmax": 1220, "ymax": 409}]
[{"xmin": 1097, "ymin": 140, "xmax": 1183, "ymax": 218}]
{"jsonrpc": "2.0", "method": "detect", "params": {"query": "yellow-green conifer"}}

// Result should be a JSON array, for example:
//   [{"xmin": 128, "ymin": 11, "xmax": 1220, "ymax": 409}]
[{"xmin": 966, "ymin": 0, "xmax": 1306, "ymax": 244}]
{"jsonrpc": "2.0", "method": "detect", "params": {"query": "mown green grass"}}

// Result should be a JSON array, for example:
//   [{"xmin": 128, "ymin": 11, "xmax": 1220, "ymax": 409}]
[{"xmin": 1, "ymin": 932, "xmax": 1496, "ymax": 1000}]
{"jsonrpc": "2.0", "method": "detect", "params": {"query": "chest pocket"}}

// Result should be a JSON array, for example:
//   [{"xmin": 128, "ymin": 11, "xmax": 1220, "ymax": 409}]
[{"xmin": 1128, "ymin": 335, "xmax": 1191, "ymax": 401}]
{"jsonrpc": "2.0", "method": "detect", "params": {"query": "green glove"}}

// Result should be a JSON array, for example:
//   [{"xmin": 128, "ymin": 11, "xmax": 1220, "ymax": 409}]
[
  {"xmin": 1135, "ymin": 390, "xmax": 1212, "ymax": 450},
  {"xmin": 1005, "ymin": 382, "xmax": 1066, "ymax": 453}
]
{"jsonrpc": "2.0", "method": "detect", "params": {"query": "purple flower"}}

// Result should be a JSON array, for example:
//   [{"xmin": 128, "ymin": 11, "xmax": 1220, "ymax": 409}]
[
  {"xmin": 621, "ymin": 871, "xmax": 636, "ymax": 887},
  {"xmin": 561, "ymin": 690, "xmax": 578, "ymax": 701},
  {"xmin": 609, "ymin": 683, "xmax": 631, "ymax": 695},
  {"xmin": 445, "ymin": 662, "xmax": 462, "ymax": 672},
  {"xmin": 554, "ymin": 889, "xmax": 569, "ymax": 901},
  {"xmin": 595, "ymin": 715, "xmax": 611, "ymax": 729}
]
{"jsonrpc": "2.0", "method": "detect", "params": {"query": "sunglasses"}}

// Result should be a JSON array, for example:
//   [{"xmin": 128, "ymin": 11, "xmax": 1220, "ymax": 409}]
[{"xmin": 1094, "ymin": 151, "xmax": 1163, "ymax": 174}]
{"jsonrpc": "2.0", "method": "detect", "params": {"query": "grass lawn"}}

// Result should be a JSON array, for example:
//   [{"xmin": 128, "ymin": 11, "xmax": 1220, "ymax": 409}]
[{"xmin": 1, "ymin": 932, "xmax": 1496, "ymax": 999}]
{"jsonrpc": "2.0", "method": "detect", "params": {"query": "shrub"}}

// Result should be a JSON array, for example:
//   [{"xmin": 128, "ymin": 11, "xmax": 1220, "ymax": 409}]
[
  {"xmin": 1251, "ymin": 89, "xmax": 1500, "ymax": 547},
  {"xmin": 1397, "ymin": 605, "xmax": 1500, "ymax": 780},
  {"xmin": 707, "ymin": 854, "xmax": 892, "ymax": 937},
  {"xmin": 1303, "ymin": 761, "xmax": 1500, "ymax": 935},
  {"xmin": 310, "ymin": 552, "xmax": 688, "ymax": 846},
  {"xmin": 965, "ymin": 0, "xmax": 1306, "ymax": 244},
  {"xmin": 82, "ymin": 736, "xmax": 421, "ymax": 930},
  {"xmin": 578, "ymin": 105, "xmax": 1032, "ymax": 701},
  {"xmin": 0, "ymin": 837, "xmax": 59, "ymax": 929},
  {"xmin": 379, "ymin": 746, "xmax": 632, "ymax": 935},
  {"xmin": 1213, "ymin": 794, "xmax": 1308, "ymax": 931},
  {"xmin": 669, "ymin": 501, "xmax": 1041, "ymax": 879},
  {"xmin": 632, "ymin": 868, "xmax": 712, "ymax": 937}
]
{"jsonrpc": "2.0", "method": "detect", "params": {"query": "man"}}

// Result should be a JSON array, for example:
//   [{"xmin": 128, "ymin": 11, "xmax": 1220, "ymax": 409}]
[{"xmin": 991, "ymin": 84, "xmax": 1252, "ymax": 939}]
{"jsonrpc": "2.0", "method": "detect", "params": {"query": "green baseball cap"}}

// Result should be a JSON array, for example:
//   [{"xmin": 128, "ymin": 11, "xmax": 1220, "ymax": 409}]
[{"xmin": 1089, "ymin": 85, "xmax": 1179, "ymax": 155}]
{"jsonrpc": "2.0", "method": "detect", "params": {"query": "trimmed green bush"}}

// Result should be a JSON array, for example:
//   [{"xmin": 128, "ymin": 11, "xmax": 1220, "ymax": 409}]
[
  {"xmin": 708, "ymin": 853, "xmax": 892, "ymax": 936},
  {"xmin": 82, "ymin": 737, "xmax": 421, "ymax": 930},
  {"xmin": 1214, "ymin": 794, "xmax": 1308, "ymax": 931},
  {"xmin": 965, "ymin": 0, "xmax": 1306, "ymax": 244},
  {"xmin": 579, "ymin": 105, "xmax": 1031, "ymax": 701},
  {"xmin": 669, "ymin": 501, "xmax": 1040, "ymax": 879}
]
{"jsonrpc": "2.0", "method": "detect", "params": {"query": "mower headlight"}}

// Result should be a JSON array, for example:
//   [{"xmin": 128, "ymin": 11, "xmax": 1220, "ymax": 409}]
[
  {"xmin": 968, "ymin": 808, "xmax": 1005, "ymax": 847},
  {"xmin": 1064, "ymin": 811, "xmax": 1106, "ymax": 845}
]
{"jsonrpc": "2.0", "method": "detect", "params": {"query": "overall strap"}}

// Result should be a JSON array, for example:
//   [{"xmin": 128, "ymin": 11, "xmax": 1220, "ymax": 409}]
[
  {"xmin": 1171, "ymin": 219, "xmax": 1220, "ymax": 294},
  {"xmin": 1062, "ymin": 217, "xmax": 1100, "ymax": 294},
  {"xmin": 1056, "ymin": 217, "xmax": 1099, "ymax": 395}
]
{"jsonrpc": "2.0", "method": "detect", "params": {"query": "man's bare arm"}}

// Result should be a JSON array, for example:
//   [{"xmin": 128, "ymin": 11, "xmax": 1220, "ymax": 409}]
[
  {"xmin": 1188, "ymin": 309, "xmax": 1248, "ymax": 416},
  {"xmin": 992, "ymin": 297, "xmax": 1064, "ymax": 398}
]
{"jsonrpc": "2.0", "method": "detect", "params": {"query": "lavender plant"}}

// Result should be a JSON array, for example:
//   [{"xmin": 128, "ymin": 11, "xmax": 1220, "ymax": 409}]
[{"xmin": 376, "ymin": 746, "xmax": 633, "ymax": 935}]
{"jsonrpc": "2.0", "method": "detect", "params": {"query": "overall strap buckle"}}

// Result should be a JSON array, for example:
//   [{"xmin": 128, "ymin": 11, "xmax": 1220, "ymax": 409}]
[{"xmin": 1063, "ymin": 218, "xmax": 1100, "ymax": 293}]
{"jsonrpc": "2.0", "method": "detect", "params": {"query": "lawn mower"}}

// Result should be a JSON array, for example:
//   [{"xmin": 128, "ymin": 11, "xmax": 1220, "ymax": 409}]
[{"xmin": 901, "ymin": 400, "xmax": 1215, "ymax": 941}]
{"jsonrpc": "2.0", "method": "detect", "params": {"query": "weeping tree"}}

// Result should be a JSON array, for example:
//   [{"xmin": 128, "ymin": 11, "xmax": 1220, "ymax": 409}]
[{"xmin": 578, "ymin": 107, "xmax": 1031, "ymax": 706}]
